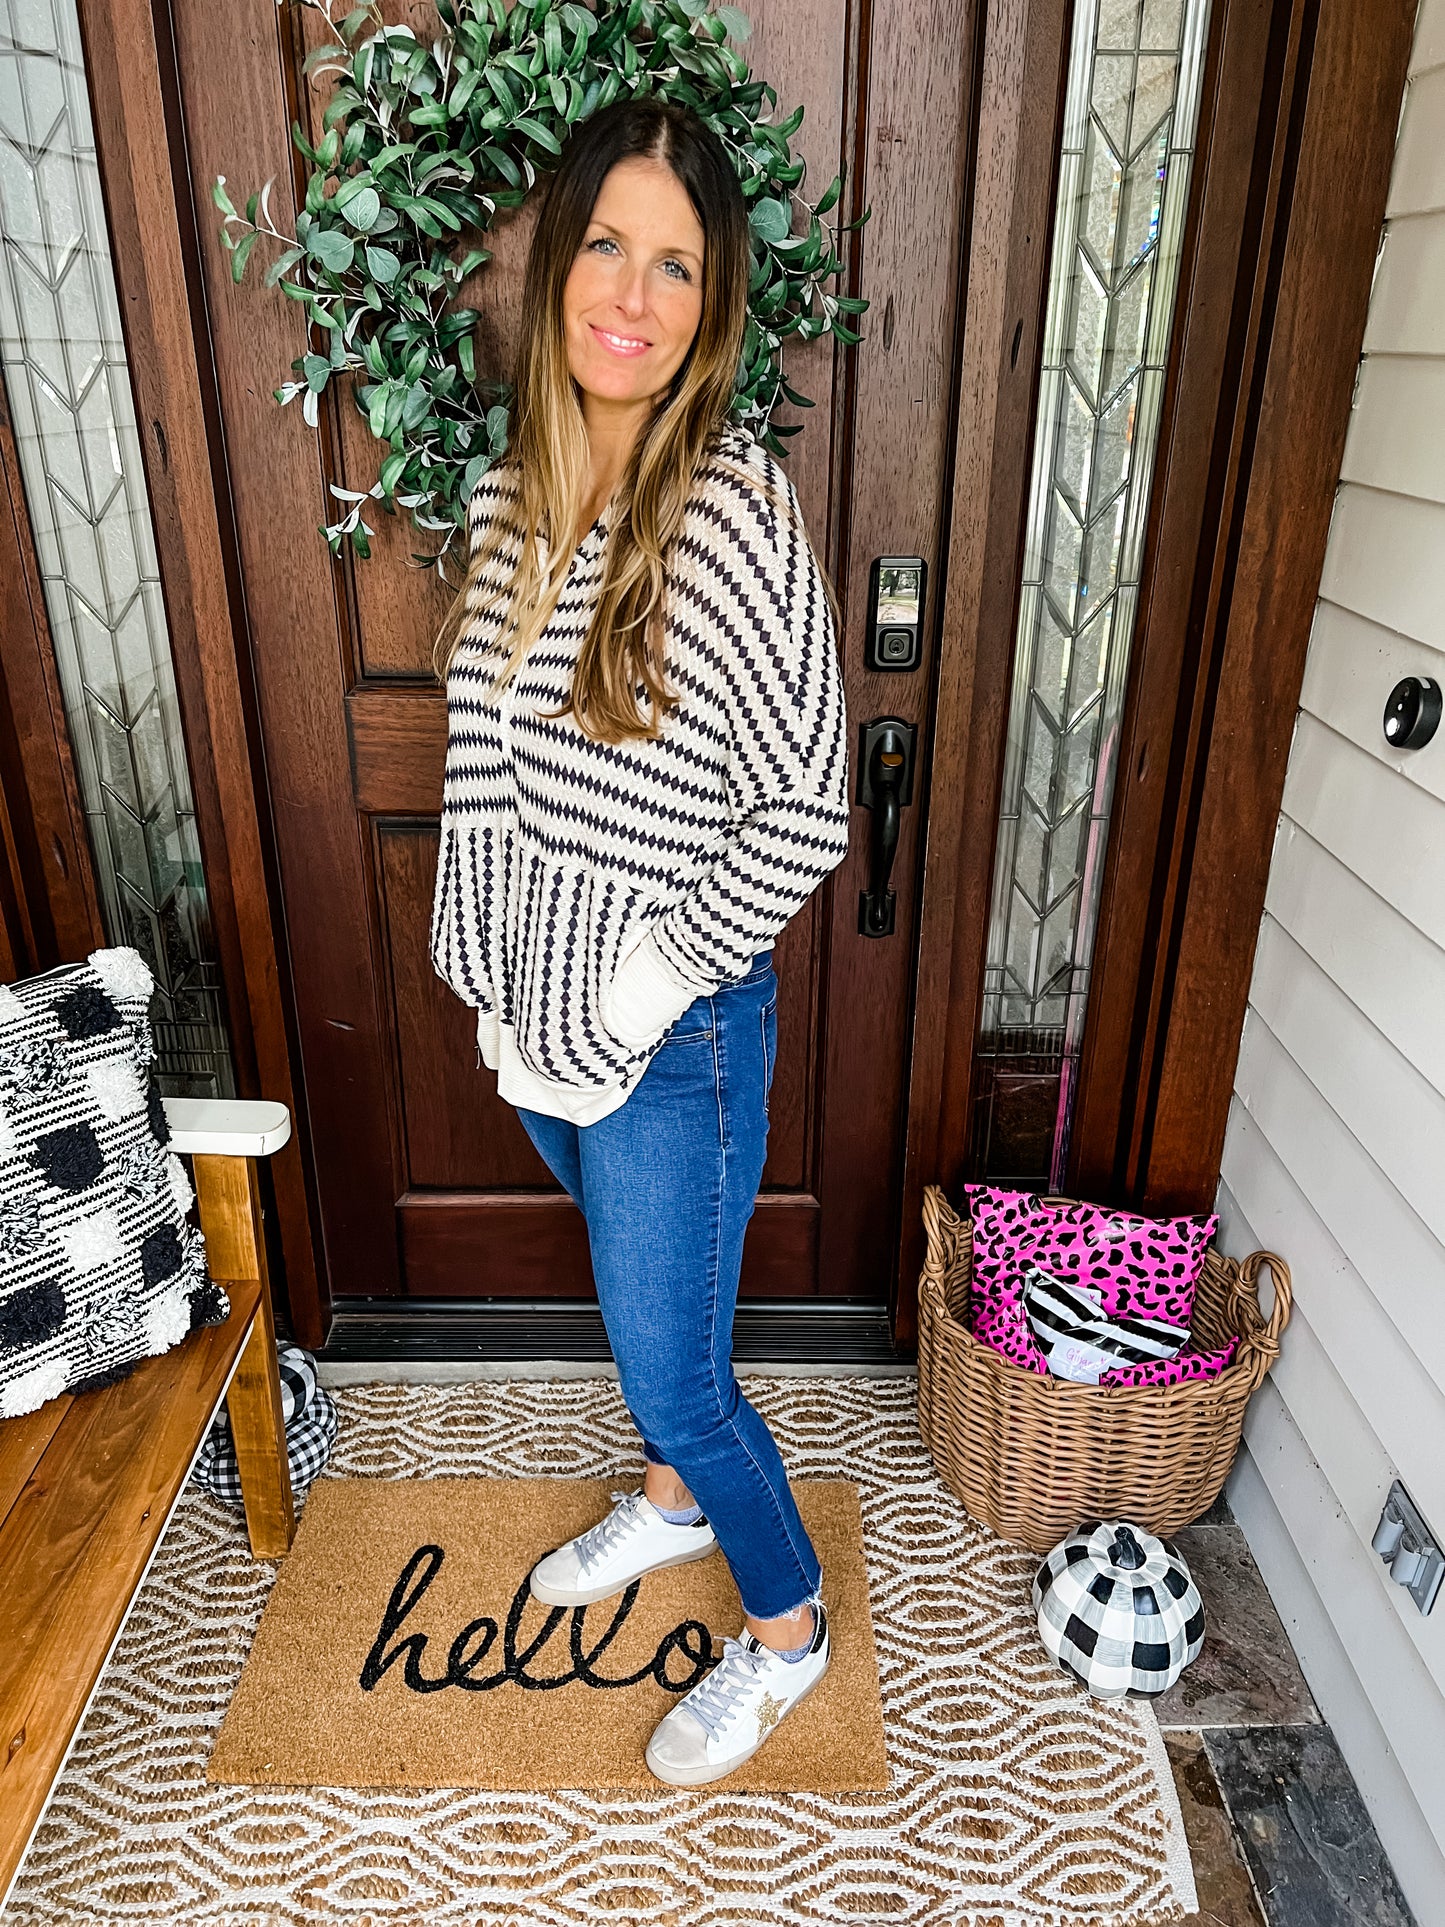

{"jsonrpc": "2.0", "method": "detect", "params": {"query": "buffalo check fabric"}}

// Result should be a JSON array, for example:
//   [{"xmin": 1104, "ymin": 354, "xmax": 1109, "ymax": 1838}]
[
  {"xmin": 1033, "ymin": 1521, "xmax": 1205, "ymax": 1699},
  {"xmin": 0, "ymin": 945, "xmax": 227, "ymax": 1418},
  {"xmin": 192, "ymin": 1343, "xmax": 337, "ymax": 1509}
]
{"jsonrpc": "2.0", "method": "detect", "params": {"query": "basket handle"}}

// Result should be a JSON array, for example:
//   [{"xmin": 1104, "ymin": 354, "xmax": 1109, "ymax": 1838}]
[
  {"xmin": 920, "ymin": 1182, "xmax": 970, "ymax": 1282},
  {"xmin": 1229, "ymin": 1249, "xmax": 1293, "ymax": 1372}
]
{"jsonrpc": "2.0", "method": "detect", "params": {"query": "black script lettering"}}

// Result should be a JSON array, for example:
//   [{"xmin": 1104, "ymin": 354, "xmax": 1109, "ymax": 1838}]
[
  {"xmin": 358, "ymin": 1542, "xmax": 718, "ymax": 1697},
  {"xmin": 359, "ymin": 1544, "xmax": 455, "ymax": 1694}
]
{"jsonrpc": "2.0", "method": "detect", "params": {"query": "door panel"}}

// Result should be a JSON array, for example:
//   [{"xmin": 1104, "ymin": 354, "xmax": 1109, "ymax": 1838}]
[{"xmin": 171, "ymin": 0, "xmax": 982, "ymax": 1313}]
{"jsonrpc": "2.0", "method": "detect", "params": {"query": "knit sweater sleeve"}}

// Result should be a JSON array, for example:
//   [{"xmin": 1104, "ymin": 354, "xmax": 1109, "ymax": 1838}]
[{"xmin": 603, "ymin": 465, "xmax": 852, "ymax": 1044}]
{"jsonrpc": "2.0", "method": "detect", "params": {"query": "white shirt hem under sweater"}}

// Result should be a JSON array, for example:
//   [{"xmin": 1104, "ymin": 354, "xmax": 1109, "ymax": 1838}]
[
  {"xmin": 429, "ymin": 423, "xmax": 851, "ymax": 1124},
  {"xmin": 476, "ymin": 929, "xmax": 699, "ymax": 1124}
]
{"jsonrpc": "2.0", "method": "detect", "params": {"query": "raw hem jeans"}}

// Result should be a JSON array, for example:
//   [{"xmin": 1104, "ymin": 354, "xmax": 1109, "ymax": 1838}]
[{"xmin": 515, "ymin": 951, "xmax": 824, "ymax": 1623}]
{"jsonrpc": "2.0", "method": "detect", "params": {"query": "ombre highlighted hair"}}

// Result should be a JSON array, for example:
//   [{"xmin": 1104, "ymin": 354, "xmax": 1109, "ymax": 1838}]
[{"xmin": 431, "ymin": 95, "xmax": 841, "ymax": 743}]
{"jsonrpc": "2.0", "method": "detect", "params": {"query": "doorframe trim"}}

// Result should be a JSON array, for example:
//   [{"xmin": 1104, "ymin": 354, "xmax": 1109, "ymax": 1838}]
[
  {"xmin": 897, "ymin": 0, "xmax": 1073, "ymax": 1349},
  {"xmin": 69, "ymin": 0, "xmax": 329, "ymax": 1338},
  {"xmin": 898, "ymin": 0, "xmax": 1418, "ymax": 1337},
  {"xmin": 1070, "ymin": 0, "xmax": 1419, "ymax": 1211}
]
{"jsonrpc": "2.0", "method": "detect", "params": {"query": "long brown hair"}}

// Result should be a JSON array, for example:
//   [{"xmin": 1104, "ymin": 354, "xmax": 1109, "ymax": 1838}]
[{"xmin": 431, "ymin": 97, "xmax": 839, "ymax": 743}]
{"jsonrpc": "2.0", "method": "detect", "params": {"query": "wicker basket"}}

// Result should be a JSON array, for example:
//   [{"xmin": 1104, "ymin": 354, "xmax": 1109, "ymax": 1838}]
[{"xmin": 915, "ymin": 1184, "xmax": 1292, "ymax": 1553}]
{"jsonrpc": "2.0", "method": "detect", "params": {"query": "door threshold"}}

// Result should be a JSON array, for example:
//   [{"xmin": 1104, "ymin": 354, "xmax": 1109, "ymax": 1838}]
[{"xmin": 317, "ymin": 1299, "xmax": 910, "ymax": 1366}]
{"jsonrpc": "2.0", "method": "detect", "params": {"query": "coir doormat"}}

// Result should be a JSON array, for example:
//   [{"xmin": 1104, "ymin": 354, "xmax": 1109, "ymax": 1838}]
[{"xmin": 207, "ymin": 1476, "xmax": 887, "ymax": 1791}]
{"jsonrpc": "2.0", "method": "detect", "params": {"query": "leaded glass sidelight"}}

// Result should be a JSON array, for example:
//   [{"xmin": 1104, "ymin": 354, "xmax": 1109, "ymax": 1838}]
[
  {"xmin": 972, "ymin": 0, "xmax": 1211, "ymax": 1188},
  {"xmin": 0, "ymin": 0, "xmax": 234, "ymax": 1095}
]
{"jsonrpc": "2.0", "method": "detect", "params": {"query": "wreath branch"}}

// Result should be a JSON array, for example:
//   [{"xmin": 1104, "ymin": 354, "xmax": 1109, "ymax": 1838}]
[{"xmin": 215, "ymin": 0, "xmax": 869, "ymax": 575}]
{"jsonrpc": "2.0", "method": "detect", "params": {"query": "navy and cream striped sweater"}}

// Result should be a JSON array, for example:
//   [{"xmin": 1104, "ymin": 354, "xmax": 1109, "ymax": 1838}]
[{"xmin": 428, "ymin": 420, "xmax": 851, "ymax": 1123}]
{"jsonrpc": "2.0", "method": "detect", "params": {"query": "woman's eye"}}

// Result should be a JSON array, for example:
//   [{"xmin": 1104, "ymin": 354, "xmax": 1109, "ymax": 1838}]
[{"xmin": 585, "ymin": 237, "xmax": 691, "ymax": 282}]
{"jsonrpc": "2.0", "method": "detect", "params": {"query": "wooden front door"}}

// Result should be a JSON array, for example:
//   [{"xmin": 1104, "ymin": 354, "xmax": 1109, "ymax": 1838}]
[{"xmin": 164, "ymin": 0, "xmax": 982, "ymax": 1322}]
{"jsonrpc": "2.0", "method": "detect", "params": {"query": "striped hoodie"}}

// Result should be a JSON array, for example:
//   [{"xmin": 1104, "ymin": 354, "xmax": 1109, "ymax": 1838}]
[{"xmin": 428, "ymin": 420, "xmax": 851, "ymax": 1123}]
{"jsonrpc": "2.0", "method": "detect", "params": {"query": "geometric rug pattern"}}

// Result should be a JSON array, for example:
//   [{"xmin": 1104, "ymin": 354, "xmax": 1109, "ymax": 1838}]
[{"xmin": 4, "ymin": 1376, "xmax": 1196, "ymax": 1926}]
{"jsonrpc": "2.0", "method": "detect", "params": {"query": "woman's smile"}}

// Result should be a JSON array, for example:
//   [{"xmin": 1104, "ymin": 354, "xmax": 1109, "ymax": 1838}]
[{"xmin": 590, "ymin": 322, "xmax": 653, "ymax": 358}]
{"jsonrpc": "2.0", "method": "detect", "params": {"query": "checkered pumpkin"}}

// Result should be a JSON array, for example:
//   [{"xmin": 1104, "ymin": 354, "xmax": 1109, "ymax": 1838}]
[
  {"xmin": 0, "ymin": 946, "xmax": 227, "ymax": 1418},
  {"xmin": 193, "ymin": 1343, "xmax": 337, "ymax": 1510},
  {"xmin": 1032, "ymin": 1520, "xmax": 1203, "ymax": 1698}
]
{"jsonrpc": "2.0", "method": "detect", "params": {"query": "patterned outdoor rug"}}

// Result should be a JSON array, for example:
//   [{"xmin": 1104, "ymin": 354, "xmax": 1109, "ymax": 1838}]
[{"xmin": 4, "ymin": 1377, "xmax": 1196, "ymax": 1926}]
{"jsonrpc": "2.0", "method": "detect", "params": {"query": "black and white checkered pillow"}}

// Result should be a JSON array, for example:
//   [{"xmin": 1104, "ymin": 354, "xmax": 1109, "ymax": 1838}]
[
  {"xmin": 1032, "ymin": 1520, "xmax": 1204, "ymax": 1698},
  {"xmin": 192, "ymin": 1342, "xmax": 337, "ymax": 1509},
  {"xmin": 0, "ymin": 946, "xmax": 228, "ymax": 1418}
]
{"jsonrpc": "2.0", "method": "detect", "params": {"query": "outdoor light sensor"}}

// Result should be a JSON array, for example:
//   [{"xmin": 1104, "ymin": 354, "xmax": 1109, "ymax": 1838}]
[
  {"xmin": 866, "ymin": 556, "xmax": 927, "ymax": 672},
  {"xmin": 1382, "ymin": 676, "xmax": 1441, "ymax": 750}
]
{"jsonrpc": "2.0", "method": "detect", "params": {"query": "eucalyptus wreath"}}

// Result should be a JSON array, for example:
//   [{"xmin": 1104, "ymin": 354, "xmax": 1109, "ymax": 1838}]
[{"xmin": 213, "ymin": 0, "xmax": 869, "ymax": 573}]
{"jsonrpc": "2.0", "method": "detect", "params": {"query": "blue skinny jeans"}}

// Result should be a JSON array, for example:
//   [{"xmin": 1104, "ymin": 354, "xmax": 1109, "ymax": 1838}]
[{"xmin": 515, "ymin": 951, "xmax": 824, "ymax": 1623}]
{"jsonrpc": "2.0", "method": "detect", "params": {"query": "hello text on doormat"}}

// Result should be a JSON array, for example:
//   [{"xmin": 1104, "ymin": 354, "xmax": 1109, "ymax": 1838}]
[{"xmin": 207, "ymin": 1477, "xmax": 888, "ymax": 1792}]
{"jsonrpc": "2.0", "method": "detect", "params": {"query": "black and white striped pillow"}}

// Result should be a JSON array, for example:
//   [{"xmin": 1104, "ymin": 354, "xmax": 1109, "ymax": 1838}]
[{"xmin": 1022, "ymin": 1266, "xmax": 1188, "ymax": 1384}]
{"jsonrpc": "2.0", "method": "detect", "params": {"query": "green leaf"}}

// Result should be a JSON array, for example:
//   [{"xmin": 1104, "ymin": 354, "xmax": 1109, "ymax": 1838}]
[
  {"xmin": 511, "ymin": 114, "xmax": 561, "ymax": 153},
  {"xmin": 343, "ymin": 187, "xmax": 382, "ymax": 231},
  {"xmin": 212, "ymin": 176, "xmax": 237, "ymax": 219},
  {"xmin": 749, "ymin": 196, "xmax": 791, "ymax": 245},
  {"xmin": 307, "ymin": 227, "xmax": 356, "ymax": 272},
  {"xmin": 230, "ymin": 229, "xmax": 259, "ymax": 282},
  {"xmin": 364, "ymin": 244, "xmax": 402, "ymax": 283},
  {"xmin": 303, "ymin": 353, "xmax": 332, "ymax": 393},
  {"xmin": 263, "ymin": 245, "xmax": 305, "ymax": 288}
]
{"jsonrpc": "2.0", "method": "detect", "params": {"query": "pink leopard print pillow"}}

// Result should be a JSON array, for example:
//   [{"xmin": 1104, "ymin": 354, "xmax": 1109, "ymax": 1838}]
[
  {"xmin": 1099, "ymin": 1337, "xmax": 1238, "ymax": 1388},
  {"xmin": 963, "ymin": 1185, "xmax": 1218, "ymax": 1380}
]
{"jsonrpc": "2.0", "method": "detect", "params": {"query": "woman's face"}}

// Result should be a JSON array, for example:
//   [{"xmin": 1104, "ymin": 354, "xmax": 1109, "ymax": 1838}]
[{"xmin": 562, "ymin": 156, "xmax": 705, "ymax": 413}]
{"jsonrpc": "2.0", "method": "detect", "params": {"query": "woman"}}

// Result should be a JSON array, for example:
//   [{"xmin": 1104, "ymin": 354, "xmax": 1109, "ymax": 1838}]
[{"xmin": 428, "ymin": 95, "xmax": 851, "ymax": 1786}]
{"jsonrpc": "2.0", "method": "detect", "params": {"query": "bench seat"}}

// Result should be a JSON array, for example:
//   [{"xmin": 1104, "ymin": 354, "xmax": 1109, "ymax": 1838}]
[{"xmin": 0, "ymin": 1099, "xmax": 296, "ymax": 1909}]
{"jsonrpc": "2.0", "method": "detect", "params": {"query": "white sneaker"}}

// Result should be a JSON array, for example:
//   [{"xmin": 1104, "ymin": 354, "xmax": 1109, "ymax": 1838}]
[
  {"xmin": 528, "ymin": 1488, "xmax": 718, "ymax": 1606},
  {"xmin": 645, "ymin": 1601, "xmax": 830, "ymax": 1786}
]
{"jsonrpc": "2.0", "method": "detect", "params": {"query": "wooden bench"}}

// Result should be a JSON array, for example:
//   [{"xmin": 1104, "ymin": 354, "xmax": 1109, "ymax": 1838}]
[{"xmin": 0, "ymin": 1098, "xmax": 298, "ymax": 1910}]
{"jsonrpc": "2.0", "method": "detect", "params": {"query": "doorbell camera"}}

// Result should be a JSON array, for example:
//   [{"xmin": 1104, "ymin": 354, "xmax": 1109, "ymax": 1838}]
[{"xmin": 866, "ymin": 556, "xmax": 927, "ymax": 673}]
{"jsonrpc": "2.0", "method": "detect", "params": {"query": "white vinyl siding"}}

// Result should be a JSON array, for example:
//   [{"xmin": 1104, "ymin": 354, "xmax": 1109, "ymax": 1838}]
[{"xmin": 1218, "ymin": 4, "xmax": 1445, "ymax": 1917}]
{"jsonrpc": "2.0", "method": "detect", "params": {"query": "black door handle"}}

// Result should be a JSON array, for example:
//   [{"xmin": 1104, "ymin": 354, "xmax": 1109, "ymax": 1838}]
[{"xmin": 856, "ymin": 717, "xmax": 917, "ymax": 937}]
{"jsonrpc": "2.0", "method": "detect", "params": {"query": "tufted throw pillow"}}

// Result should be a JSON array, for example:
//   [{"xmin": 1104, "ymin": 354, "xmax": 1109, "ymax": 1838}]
[
  {"xmin": 963, "ymin": 1184, "xmax": 1218, "ymax": 1380},
  {"xmin": 0, "ymin": 945, "xmax": 228, "ymax": 1418}
]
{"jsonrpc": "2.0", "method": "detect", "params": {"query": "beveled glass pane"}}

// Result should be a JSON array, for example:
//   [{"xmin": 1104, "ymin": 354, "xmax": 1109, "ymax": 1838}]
[
  {"xmin": 1095, "ymin": 376, "xmax": 1138, "ymax": 501},
  {"xmin": 1045, "ymin": 493, "xmax": 1084, "ymax": 625},
  {"xmin": 1098, "ymin": 0, "xmax": 1141, "ymax": 51},
  {"xmin": 1081, "ymin": 124, "xmax": 1125, "ymax": 276},
  {"xmin": 1103, "ymin": 257, "xmax": 1153, "ymax": 397},
  {"xmin": 1119, "ymin": 121, "xmax": 1168, "ymax": 270},
  {"xmin": 1036, "ymin": 599, "xmax": 1072, "ymax": 726},
  {"xmin": 1091, "ymin": 54, "xmax": 1135, "ymax": 154},
  {"xmin": 1047, "ymin": 805, "xmax": 1090, "ymax": 907},
  {"xmin": 1143, "ymin": 0, "xmax": 1184, "ymax": 46},
  {"xmin": 0, "ymin": 0, "xmax": 234, "ymax": 1094},
  {"xmin": 975, "ymin": 0, "xmax": 1212, "ymax": 1186},
  {"xmin": 1134, "ymin": 53, "xmax": 1179, "ymax": 144},
  {"xmin": 1057, "ymin": 374, "xmax": 1096, "ymax": 517},
  {"xmin": 1066, "ymin": 254, "xmax": 1108, "ymax": 402}
]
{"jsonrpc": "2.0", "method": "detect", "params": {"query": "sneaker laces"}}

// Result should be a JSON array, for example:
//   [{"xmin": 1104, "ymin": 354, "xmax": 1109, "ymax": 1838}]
[
  {"xmin": 683, "ymin": 1635, "xmax": 773, "ymax": 1742},
  {"xmin": 573, "ymin": 1489, "xmax": 647, "ymax": 1577}
]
